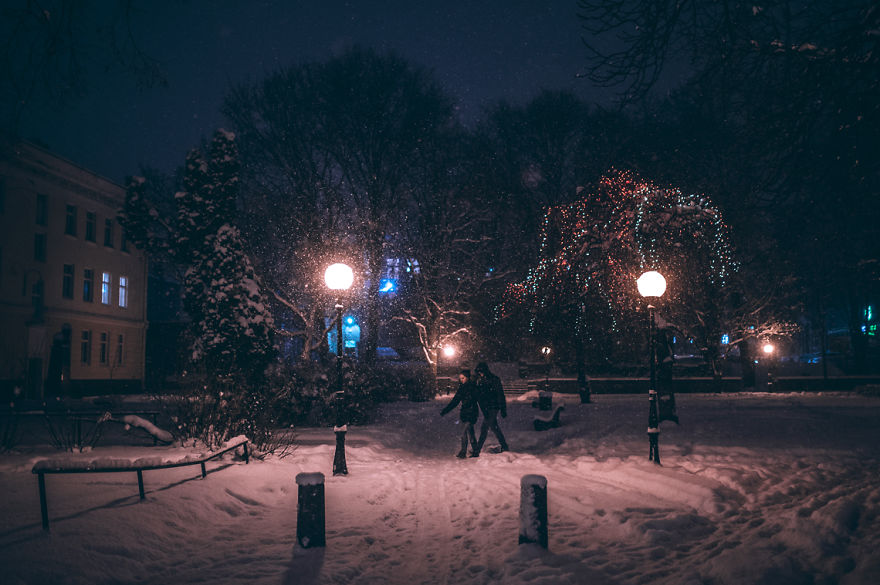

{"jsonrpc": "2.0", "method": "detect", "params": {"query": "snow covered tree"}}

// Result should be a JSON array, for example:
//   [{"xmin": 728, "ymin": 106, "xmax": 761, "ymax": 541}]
[
  {"xmin": 189, "ymin": 224, "xmax": 276, "ymax": 379},
  {"xmin": 499, "ymin": 169, "xmax": 738, "ymax": 372}
]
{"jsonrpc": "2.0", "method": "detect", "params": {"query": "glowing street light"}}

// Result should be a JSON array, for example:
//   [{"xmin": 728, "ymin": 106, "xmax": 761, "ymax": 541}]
[
  {"xmin": 638, "ymin": 270, "xmax": 666, "ymax": 465},
  {"xmin": 442, "ymin": 345, "xmax": 457, "ymax": 359},
  {"xmin": 763, "ymin": 343, "xmax": 775, "ymax": 355},
  {"xmin": 324, "ymin": 263, "xmax": 353, "ymax": 476}
]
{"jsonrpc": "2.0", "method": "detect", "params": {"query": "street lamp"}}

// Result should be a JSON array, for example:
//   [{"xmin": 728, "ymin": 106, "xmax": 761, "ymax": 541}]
[
  {"xmin": 325, "ymin": 262, "xmax": 353, "ymax": 475},
  {"xmin": 637, "ymin": 270, "xmax": 666, "ymax": 465},
  {"xmin": 540, "ymin": 346, "xmax": 552, "ymax": 389}
]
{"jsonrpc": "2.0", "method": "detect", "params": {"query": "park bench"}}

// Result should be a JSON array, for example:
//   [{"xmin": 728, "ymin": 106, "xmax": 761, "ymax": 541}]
[{"xmin": 31, "ymin": 435, "xmax": 250, "ymax": 531}]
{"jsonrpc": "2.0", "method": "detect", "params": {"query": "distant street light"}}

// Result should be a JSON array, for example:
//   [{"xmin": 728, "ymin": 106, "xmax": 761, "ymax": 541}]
[
  {"xmin": 763, "ymin": 343, "xmax": 775, "ymax": 355},
  {"xmin": 638, "ymin": 270, "xmax": 666, "ymax": 465},
  {"xmin": 540, "ymin": 346, "xmax": 552, "ymax": 390},
  {"xmin": 442, "ymin": 345, "xmax": 457, "ymax": 358},
  {"xmin": 324, "ymin": 263, "xmax": 353, "ymax": 476}
]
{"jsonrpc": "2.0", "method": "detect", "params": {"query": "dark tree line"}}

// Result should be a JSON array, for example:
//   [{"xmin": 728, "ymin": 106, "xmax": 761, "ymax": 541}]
[{"xmin": 126, "ymin": 34, "xmax": 876, "ymax": 380}]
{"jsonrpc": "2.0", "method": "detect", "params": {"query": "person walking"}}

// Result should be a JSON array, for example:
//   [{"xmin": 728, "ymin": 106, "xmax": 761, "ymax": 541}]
[
  {"xmin": 440, "ymin": 369, "xmax": 480, "ymax": 458},
  {"xmin": 473, "ymin": 362, "xmax": 508, "ymax": 455}
]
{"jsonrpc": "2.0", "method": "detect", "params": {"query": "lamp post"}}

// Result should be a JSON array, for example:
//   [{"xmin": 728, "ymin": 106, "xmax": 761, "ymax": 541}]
[
  {"xmin": 325, "ymin": 263, "xmax": 354, "ymax": 476},
  {"xmin": 637, "ymin": 270, "xmax": 667, "ymax": 465},
  {"xmin": 763, "ymin": 342, "xmax": 775, "ymax": 391},
  {"xmin": 540, "ymin": 346, "xmax": 552, "ymax": 390}
]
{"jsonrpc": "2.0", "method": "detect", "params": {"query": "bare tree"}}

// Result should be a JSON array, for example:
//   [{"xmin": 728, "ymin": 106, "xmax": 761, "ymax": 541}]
[
  {"xmin": 223, "ymin": 47, "xmax": 457, "ymax": 364},
  {"xmin": 1, "ymin": 0, "xmax": 166, "ymax": 133}
]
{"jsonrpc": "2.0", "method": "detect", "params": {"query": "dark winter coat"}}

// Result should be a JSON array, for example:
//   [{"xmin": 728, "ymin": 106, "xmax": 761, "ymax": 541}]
[
  {"xmin": 441, "ymin": 381, "xmax": 479, "ymax": 423},
  {"xmin": 475, "ymin": 372, "xmax": 506, "ymax": 417}
]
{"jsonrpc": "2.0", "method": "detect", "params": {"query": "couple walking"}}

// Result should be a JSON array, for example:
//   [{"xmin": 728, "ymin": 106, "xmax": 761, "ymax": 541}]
[{"xmin": 440, "ymin": 362, "xmax": 508, "ymax": 458}]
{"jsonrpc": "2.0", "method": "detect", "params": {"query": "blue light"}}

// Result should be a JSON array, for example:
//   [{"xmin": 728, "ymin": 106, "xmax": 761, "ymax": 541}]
[
  {"xmin": 379, "ymin": 278, "xmax": 397, "ymax": 293},
  {"xmin": 345, "ymin": 316, "xmax": 355, "ymax": 326},
  {"xmin": 721, "ymin": 334, "xmax": 729, "ymax": 345}
]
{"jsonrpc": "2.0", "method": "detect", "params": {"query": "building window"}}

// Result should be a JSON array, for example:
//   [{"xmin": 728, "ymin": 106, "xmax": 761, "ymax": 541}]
[
  {"xmin": 101, "ymin": 271, "xmax": 111, "ymax": 304},
  {"xmin": 65, "ymin": 205, "xmax": 77, "ymax": 236},
  {"xmin": 117, "ymin": 333, "xmax": 124, "ymax": 365},
  {"xmin": 62, "ymin": 264, "xmax": 74, "ymax": 299},
  {"xmin": 118, "ymin": 275, "xmax": 128, "ymax": 308},
  {"xmin": 32, "ymin": 279, "xmax": 44, "ymax": 312},
  {"xmin": 85, "ymin": 211, "xmax": 96, "ymax": 242},
  {"xmin": 121, "ymin": 229, "xmax": 129, "ymax": 252},
  {"xmin": 34, "ymin": 233, "xmax": 47, "ymax": 262},
  {"xmin": 36, "ymin": 194, "xmax": 48, "ymax": 226},
  {"xmin": 99, "ymin": 332, "xmax": 109, "ymax": 364},
  {"xmin": 104, "ymin": 218, "xmax": 114, "ymax": 247},
  {"xmin": 83, "ymin": 268, "xmax": 94, "ymax": 302},
  {"xmin": 80, "ymin": 330, "xmax": 91, "ymax": 365}
]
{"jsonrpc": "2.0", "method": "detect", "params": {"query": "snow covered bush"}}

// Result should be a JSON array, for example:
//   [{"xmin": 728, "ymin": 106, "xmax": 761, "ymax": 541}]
[{"xmin": 163, "ymin": 373, "xmax": 293, "ymax": 456}]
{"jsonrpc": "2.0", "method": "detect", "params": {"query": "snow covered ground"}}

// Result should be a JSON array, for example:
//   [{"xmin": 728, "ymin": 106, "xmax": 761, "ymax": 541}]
[{"xmin": 2, "ymin": 391, "xmax": 879, "ymax": 585}]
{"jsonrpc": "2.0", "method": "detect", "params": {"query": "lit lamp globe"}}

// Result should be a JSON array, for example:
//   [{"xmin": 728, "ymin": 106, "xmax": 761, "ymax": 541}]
[
  {"xmin": 442, "ymin": 345, "xmax": 457, "ymax": 358},
  {"xmin": 637, "ymin": 271, "xmax": 667, "ymax": 298},
  {"xmin": 763, "ymin": 343, "xmax": 775, "ymax": 355},
  {"xmin": 324, "ymin": 263, "xmax": 354, "ymax": 291}
]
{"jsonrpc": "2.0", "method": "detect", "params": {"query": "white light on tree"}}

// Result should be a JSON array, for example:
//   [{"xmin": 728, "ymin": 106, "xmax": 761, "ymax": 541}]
[
  {"xmin": 637, "ymin": 271, "xmax": 667, "ymax": 298},
  {"xmin": 442, "ymin": 345, "xmax": 457, "ymax": 358},
  {"xmin": 763, "ymin": 343, "xmax": 775, "ymax": 355},
  {"xmin": 324, "ymin": 263, "xmax": 354, "ymax": 291},
  {"xmin": 541, "ymin": 346, "xmax": 552, "ymax": 356}
]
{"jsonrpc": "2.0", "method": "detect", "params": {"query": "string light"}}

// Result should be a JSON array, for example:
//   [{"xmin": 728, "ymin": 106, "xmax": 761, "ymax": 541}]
[{"xmin": 499, "ymin": 169, "xmax": 737, "ymax": 331}]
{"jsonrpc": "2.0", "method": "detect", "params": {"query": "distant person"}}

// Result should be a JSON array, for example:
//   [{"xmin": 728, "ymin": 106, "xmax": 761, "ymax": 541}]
[
  {"xmin": 440, "ymin": 369, "xmax": 480, "ymax": 458},
  {"xmin": 473, "ymin": 362, "xmax": 508, "ymax": 455}
]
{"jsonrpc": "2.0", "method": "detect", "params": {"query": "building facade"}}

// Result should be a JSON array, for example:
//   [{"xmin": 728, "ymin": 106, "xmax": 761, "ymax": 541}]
[{"xmin": 0, "ymin": 142, "xmax": 147, "ymax": 399}]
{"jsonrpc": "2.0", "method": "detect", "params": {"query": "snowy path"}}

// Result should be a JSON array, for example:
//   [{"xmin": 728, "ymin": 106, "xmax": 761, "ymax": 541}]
[{"xmin": 2, "ymin": 392, "xmax": 879, "ymax": 584}]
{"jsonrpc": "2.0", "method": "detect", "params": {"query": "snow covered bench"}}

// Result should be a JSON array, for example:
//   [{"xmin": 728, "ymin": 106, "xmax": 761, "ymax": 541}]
[{"xmin": 32, "ymin": 435, "xmax": 250, "ymax": 531}]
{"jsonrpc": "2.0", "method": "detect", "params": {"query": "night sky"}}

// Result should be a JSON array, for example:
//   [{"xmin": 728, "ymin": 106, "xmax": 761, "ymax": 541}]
[{"xmin": 17, "ymin": 0, "xmax": 622, "ymax": 184}]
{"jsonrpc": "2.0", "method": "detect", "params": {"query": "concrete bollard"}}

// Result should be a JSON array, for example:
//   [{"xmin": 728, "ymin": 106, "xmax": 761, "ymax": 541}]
[
  {"xmin": 296, "ymin": 472, "xmax": 326, "ymax": 548},
  {"xmin": 519, "ymin": 474, "xmax": 548, "ymax": 548},
  {"xmin": 538, "ymin": 391, "xmax": 552, "ymax": 411}
]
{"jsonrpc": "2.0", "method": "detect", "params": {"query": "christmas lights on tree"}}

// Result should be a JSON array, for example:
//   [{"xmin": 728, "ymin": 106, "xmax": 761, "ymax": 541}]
[{"xmin": 500, "ymin": 169, "xmax": 737, "ymax": 339}]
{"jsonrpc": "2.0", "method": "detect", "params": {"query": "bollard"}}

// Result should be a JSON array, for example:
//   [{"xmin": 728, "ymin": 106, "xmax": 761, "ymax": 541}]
[
  {"xmin": 538, "ymin": 391, "xmax": 552, "ymax": 411},
  {"xmin": 296, "ymin": 472, "xmax": 326, "ymax": 548},
  {"xmin": 519, "ymin": 474, "xmax": 548, "ymax": 548}
]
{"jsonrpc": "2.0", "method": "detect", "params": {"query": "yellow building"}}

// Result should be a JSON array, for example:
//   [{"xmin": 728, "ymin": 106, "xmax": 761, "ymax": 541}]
[{"xmin": 0, "ymin": 142, "xmax": 147, "ymax": 399}]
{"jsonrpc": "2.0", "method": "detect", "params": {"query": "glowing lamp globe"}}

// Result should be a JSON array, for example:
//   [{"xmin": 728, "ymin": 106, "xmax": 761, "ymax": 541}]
[
  {"xmin": 541, "ymin": 346, "xmax": 552, "ymax": 356},
  {"xmin": 324, "ymin": 263, "xmax": 354, "ymax": 291},
  {"xmin": 763, "ymin": 343, "xmax": 775, "ymax": 355},
  {"xmin": 442, "ymin": 345, "xmax": 457, "ymax": 358},
  {"xmin": 637, "ymin": 271, "xmax": 667, "ymax": 298}
]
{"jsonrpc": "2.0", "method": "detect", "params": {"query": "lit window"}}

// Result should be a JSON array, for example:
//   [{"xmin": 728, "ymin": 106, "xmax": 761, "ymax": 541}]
[
  {"xmin": 118, "ymin": 276, "xmax": 128, "ymax": 308},
  {"xmin": 65, "ymin": 205, "xmax": 77, "ymax": 236},
  {"xmin": 85, "ymin": 212, "xmax": 96, "ymax": 242},
  {"xmin": 62, "ymin": 264, "xmax": 74, "ymax": 299},
  {"xmin": 80, "ymin": 330, "xmax": 91, "ymax": 365},
  {"xmin": 101, "ymin": 272, "xmax": 111, "ymax": 304}
]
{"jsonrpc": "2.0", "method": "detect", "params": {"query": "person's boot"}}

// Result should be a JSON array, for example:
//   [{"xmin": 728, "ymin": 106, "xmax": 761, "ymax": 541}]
[
  {"xmin": 456, "ymin": 450, "xmax": 467, "ymax": 458},
  {"xmin": 469, "ymin": 449, "xmax": 480, "ymax": 457}
]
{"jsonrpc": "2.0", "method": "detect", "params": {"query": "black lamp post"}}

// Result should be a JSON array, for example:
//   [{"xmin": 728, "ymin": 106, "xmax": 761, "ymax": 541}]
[
  {"xmin": 637, "ymin": 270, "xmax": 666, "ymax": 465},
  {"xmin": 325, "ymin": 263, "xmax": 353, "ymax": 476}
]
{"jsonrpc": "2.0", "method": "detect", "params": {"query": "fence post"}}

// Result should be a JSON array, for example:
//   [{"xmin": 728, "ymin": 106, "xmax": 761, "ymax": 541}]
[
  {"xmin": 519, "ymin": 474, "xmax": 548, "ymax": 548},
  {"xmin": 296, "ymin": 472, "xmax": 326, "ymax": 548},
  {"xmin": 38, "ymin": 473, "xmax": 49, "ymax": 531}
]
